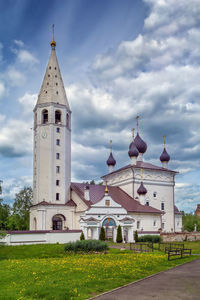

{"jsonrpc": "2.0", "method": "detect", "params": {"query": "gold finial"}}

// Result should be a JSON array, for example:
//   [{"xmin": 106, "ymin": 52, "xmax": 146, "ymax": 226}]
[
  {"xmin": 50, "ymin": 24, "xmax": 56, "ymax": 48},
  {"xmin": 163, "ymin": 135, "xmax": 166, "ymax": 149},
  {"xmin": 105, "ymin": 182, "xmax": 108, "ymax": 194},
  {"xmin": 136, "ymin": 116, "xmax": 139, "ymax": 134},
  {"xmin": 132, "ymin": 128, "xmax": 135, "ymax": 143},
  {"xmin": 140, "ymin": 168, "xmax": 143, "ymax": 180},
  {"xmin": 110, "ymin": 140, "xmax": 112, "ymax": 153}
]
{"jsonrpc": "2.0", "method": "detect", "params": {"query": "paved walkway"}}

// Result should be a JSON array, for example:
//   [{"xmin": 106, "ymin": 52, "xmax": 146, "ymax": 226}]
[{"xmin": 91, "ymin": 259, "xmax": 200, "ymax": 300}]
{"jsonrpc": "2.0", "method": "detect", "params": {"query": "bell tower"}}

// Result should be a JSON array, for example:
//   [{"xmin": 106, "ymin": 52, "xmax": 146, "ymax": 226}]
[{"xmin": 33, "ymin": 26, "xmax": 71, "ymax": 206}]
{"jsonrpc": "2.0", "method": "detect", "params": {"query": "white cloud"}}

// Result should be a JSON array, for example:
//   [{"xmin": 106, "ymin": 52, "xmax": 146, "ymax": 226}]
[
  {"xmin": 0, "ymin": 81, "xmax": 5, "ymax": 98},
  {"xmin": 6, "ymin": 67, "xmax": 26, "ymax": 87},
  {"xmin": 18, "ymin": 93, "xmax": 37, "ymax": 115},
  {"xmin": 18, "ymin": 49, "xmax": 39, "ymax": 65},
  {"xmin": 14, "ymin": 40, "xmax": 24, "ymax": 47}
]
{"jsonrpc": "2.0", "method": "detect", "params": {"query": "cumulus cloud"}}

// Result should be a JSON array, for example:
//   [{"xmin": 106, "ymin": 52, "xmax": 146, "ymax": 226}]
[
  {"xmin": 18, "ymin": 93, "xmax": 37, "ymax": 115},
  {"xmin": 6, "ymin": 67, "xmax": 26, "ymax": 87},
  {"xmin": 17, "ymin": 49, "xmax": 39, "ymax": 65}
]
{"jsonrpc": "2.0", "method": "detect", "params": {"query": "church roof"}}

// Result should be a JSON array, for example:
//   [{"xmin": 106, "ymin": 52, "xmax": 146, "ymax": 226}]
[
  {"xmin": 71, "ymin": 182, "xmax": 162, "ymax": 214},
  {"xmin": 102, "ymin": 161, "xmax": 178, "ymax": 178},
  {"xmin": 36, "ymin": 45, "xmax": 70, "ymax": 109}
]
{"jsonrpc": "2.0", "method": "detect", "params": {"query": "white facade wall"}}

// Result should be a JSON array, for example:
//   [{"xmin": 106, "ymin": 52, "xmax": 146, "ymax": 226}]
[
  {"xmin": 130, "ymin": 213, "xmax": 161, "ymax": 232},
  {"xmin": 1, "ymin": 231, "xmax": 81, "ymax": 246}
]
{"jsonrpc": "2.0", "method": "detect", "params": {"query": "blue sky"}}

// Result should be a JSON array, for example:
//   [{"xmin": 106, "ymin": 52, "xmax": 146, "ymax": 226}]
[{"xmin": 0, "ymin": 0, "xmax": 200, "ymax": 213}]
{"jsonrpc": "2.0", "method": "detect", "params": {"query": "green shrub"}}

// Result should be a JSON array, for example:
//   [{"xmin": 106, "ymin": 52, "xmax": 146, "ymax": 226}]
[
  {"xmin": 64, "ymin": 240, "xmax": 108, "ymax": 253},
  {"xmin": 138, "ymin": 235, "xmax": 161, "ymax": 243},
  {"xmin": 116, "ymin": 225, "xmax": 123, "ymax": 243},
  {"xmin": 80, "ymin": 232, "xmax": 85, "ymax": 240},
  {"xmin": 134, "ymin": 230, "xmax": 139, "ymax": 242},
  {"xmin": 99, "ymin": 227, "xmax": 105, "ymax": 241}
]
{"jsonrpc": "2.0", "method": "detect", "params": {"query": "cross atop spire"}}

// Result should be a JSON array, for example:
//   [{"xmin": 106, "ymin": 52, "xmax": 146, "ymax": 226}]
[
  {"xmin": 132, "ymin": 128, "xmax": 135, "ymax": 143},
  {"xmin": 163, "ymin": 135, "xmax": 166, "ymax": 149},
  {"xmin": 50, "ymin": 24, "xmax": 56, "ymax": 48},
  {"xmin": 136, "ymin": 116, "xmax": 139, "ymax": 134}
]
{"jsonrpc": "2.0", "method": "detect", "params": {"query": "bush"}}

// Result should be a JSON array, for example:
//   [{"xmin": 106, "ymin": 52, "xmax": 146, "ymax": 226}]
[
  {"xmin": 134, "ymin": 230, "xmax": 139, "ymax": 242},
  {"xmin": 116, "ymin": 225, "xmax": 123, "ymax": 243},
  {"xmin": 64, "ymin": 240, "xmax": 109, "ymax": 253},
  {"xmin": 138, "ymin": 235, "xmax": 161, "ymax": 243},
  {"xmin": 99, "ymin": 226, "xmax": 105, "ymax": 241},
  {"xmin": 80, "ymin": 232, "xmax": 85, "ymax": 240}
]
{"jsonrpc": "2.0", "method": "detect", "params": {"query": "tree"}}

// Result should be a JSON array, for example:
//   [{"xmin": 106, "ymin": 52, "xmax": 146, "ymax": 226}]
[
  {"xmin": 80, "ymin": 232, "xmax": 85, "ymax": 240},
  {"xmin": 8, "ymin": 187, "xmax": 33, "ymax": 230},
  {"xmin": 182, "ymin": 213, "xmax": 200, "ymax": 232},
  {"xmin": 99, "ymin": 226, "xmax": 106, "ymax": 241},
  {"xmin": 0, "ymin": 199, "xmax": 10, "ymax": 230},
  {"xmin": 116, "ymin": 225, "xmax": 123, "ymax": 243},
  {"xmin": 134, "ymin": 230, "xmax": 139, "ymax": 242}
]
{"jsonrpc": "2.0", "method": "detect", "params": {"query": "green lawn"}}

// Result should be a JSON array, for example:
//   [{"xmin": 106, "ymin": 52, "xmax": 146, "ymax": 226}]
[{"xmin": 0, "ymin": 242, "xmax": 199, "ymax": 300}]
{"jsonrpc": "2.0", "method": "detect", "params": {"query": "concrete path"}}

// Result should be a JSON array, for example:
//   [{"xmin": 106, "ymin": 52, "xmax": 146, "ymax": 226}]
[{"xmin": 91, "ymin": 259, "xmax": 200, "ymax": 300}]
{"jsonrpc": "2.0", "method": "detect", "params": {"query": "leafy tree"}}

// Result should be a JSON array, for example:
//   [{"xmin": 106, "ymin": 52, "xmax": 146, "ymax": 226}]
[
  {"xmin": 182, "ymin": 213, "xmax": 200, "ymax": 232},
  {"xmin": 8, "ymin": 187, "xmax": 33, "ymax": 230},
  {"xmin": 116, "ymin": 225, "xmax": 123, "ymax": 243},
  {"xmin": 134, "ymin": 230, "xmax": 139, "ymax": 242},
  {"xmin": 99, "ymin": 226, "xmax": 106, "ymax": 241},
  {"xmin": 0, "ymin": 195, "xmax": 11, "ymax": 230},
  {"xmin": 80, "ymin": 232, "xmax": 85, "ymax": 240}
]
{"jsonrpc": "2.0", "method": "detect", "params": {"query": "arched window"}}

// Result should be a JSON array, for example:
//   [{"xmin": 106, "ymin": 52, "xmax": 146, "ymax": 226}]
[
  {"xmin": 42, "ymin": 109, "xmax": 48, "ymax": 124},
  {"xmin": 66, "ymin": 113, "xmax": 70, "ymax": 128},
  {"xmin": 55, "ymin": 110, "xmax": 61, "ymax": 124},
  {"xmin": 52, "ymin": 214, "xmax": 66, "ymax": 230},
  {"xmin": 33, "ymin": 217, "xmax": 37, "ymax": 230}
]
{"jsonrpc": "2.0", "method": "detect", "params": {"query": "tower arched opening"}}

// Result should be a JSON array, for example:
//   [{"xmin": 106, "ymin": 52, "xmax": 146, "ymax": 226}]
[
  {"xmin": 42, "ymin": 109, "xmax": 48, "ymax": 124},
  {"xmin": 55, "ymin": 110, "xmax": 61, "ymax": 124}
]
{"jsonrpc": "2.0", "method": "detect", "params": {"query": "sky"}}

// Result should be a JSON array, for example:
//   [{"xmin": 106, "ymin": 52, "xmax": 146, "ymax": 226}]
[{"xmin": 0, "ymin": 0, "xmax": 200, "ymax": 213}]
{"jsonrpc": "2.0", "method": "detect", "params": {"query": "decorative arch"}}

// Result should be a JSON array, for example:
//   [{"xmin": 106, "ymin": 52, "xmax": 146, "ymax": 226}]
[
  {"xmin": 102, "ymin": 217, "xmax": 116, "ymax": 227},
  {"xmin": 55, "ymin": 110, "xmax": 62, "ymax": 124},
  {"xmin": 52, "ymin": 214, "xmax": 66, "ymax": 230},
  {"xmin": 42, "ymin": 109, "xmax": 48, "ymax": 124}
]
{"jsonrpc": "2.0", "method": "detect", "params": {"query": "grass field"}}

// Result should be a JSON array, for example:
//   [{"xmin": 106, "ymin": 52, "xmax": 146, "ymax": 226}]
[{"xmin": 0, "ymin": 242, "xmax": 199, "ymax": 300}]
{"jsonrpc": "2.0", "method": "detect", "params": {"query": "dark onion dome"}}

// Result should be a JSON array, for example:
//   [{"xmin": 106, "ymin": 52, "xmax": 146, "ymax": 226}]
[
  {"xmin": 137, "ymin": 182, "xmax": 147, "ymax": 195},
  {"xmin": 106, "ymin": 152, "xmax": 116, "ymax": 166},
  {"xmin": 160, "ymin": 148, "xmax": 170, "ymax": 162},
  {"xmin": 134, "ymin": 133, "xmax": 147, "ymax": 154},
  {"xmin": 128, "ymin": 143, "xmax": 139, "ymax": 158}
]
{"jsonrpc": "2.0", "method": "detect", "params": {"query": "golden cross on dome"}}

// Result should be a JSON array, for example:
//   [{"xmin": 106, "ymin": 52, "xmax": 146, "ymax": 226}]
[
  {"xmin": 136, "ymin": 116, "xmax": 139, "ymax": 134},
  {"xmin": 132, "ymin": 128, "xmax": 135, "ymax": 143},
  {"xmin": 163, "ymin": 135, "xmax": 166, "ymax": 149},
  {"xmin": 110, "ymin": 140, "xmax": 112, "ymax": 153}
]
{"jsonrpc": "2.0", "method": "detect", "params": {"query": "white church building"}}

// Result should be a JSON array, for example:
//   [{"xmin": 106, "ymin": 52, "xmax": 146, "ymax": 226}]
[{"xmin": 29, "ymin": 33, "xmax": 182, "ymax": 243}]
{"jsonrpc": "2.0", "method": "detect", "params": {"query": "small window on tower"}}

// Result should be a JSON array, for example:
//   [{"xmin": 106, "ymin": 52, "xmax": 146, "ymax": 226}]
[
  {"xmin": 56, "ymin": 153, "xmax": 60, "ymax": 159},
  {"xmin": 56, "ymin": 193, "xmax": 59, "ymax": 200},
  {"xmin": 55, "ymin": 110, "xmax": 61, "ymax": 124},
  {"xmin": 56, "ymin": 180, "xmax": 60, "ymax": 186},
  {"xmin": 56, "ymin": 127, "xmax": 60, "ymax": 133},
  {"xmin": 153, "ymin": 192, "xmax": 157, "ymax": 198},
  {"xmin": 56, "ymin": 139, "xmax": 60, "ymax": 146},
  {"xmin": 105, "ymin": 200, "xmax": 110, "ymax": 207},
  {"xmin": 161, "ymin": 203, "xmax": 165, "ymax": 210},
  {"xmin": 55, "ymin": 67, "xmax": 57, "ymax": 70},
  {"xmin": 42, "ymin": 109, "xmax": 48, "ymax": 124},
  {"xmin": 56, "ymin": 82, "xmax": 58, "ymax": 86},
  {"xmin": 56, "ymin": 166, "xmax": 60, "ymax": 173},
  {"xmin": 55, "ymin": 75, "xmax": 57, "ymax": 78},
  {"xmin": 48, "ymin": 74, "xmax": 50, "ymax": 77},
  {"xmin": 49, "ymin": 66, "xmax": 51, "ymax": 70}
]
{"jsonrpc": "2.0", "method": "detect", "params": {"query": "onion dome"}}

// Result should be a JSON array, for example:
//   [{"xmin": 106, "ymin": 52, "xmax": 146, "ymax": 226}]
[
  {"xmin": 137, "ymin": 182, "xmax": 147, "ymax": 195},
  {"xmin": 106, "ymin": 140, "xmax": 116, "ymax": 166},
  {"xmin": 160, "ymin": 135, "xmax": 170, "ymax": 162},
  {"xmin": 106, "ymin": 152, "xmax": 116, "ymax": 166},
  {"xmin": 128, "ymin": 142, "xmax": 139, "ymax": 158},
  {"xmin": 134, "ymin": 133, "xmax": 147, "ymax": 154},
  {"xmin": 160, "ymin": 148, "xmax": 170, "ymax": 162}
]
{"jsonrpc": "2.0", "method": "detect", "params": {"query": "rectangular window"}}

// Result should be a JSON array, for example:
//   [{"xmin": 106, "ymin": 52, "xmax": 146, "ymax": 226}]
[
  {"xmin": 56, "ymin": 153, "xmax": 60, "ymax": 159},
  {"xmin": 56, "ymin": 180, "xmax": 60, "ymax": 186},
  {"xmin": 56, "ymin": 166, "xmax": 60, "ymax": 173},
  {"xmin": 56, "ymin": 139, "xmax": 60, "ymax": 146},
  {"xmin": 153, "ymin": 220, "xmax": 156, "ymax": 227},
  {"xmin": 105, "ymin": 200, "xmax": 110, "ymax": 207},
  {"xmin": 137, "ymin": 221, "xmax": 140, "ymax": 229},
  {"xmin": 161, "ymin": 203, "xmax": 165, "ymax": 210},
  {"xmin": 56, "ymin": 127, "xmax": 60, "ymax": 133},
  {"xmin": 162, "ymin": 222, "xmax": 165, "ymax": 229},
  {"xmin": 56, "ymin": 193, "xmax": 59, "ymax": 200}
]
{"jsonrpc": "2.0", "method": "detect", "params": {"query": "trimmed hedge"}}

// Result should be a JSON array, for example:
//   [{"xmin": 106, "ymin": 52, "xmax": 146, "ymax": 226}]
[
  {"xmin": 138, "ymin": 235, "xmax": 161, "ymax": 243},
  {"xmin": 64, "ymin": 240, "xmax": 109, "ymax": 253}
]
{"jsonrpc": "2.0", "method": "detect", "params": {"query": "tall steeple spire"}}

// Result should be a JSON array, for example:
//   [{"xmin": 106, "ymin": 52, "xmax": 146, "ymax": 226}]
[{"xmin": 36, "ymin": 26, "xmax": 70, "ymax": 108}]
